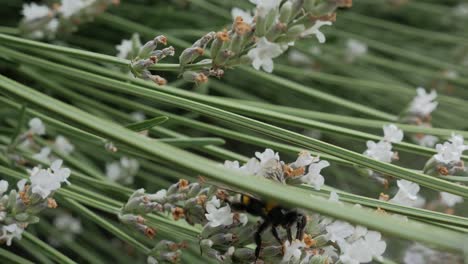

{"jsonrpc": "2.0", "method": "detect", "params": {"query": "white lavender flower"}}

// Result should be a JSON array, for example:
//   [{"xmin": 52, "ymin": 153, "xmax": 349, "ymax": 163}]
[
  {"xmin": 414, "ymin": 135, "xmax": 439, "ymax": 148},
  {"xmin": 404, "ymin": 242, "xmax": 462, "ymax": 264},
  {"xmin": 340, "ymin": 231, "xmax": 386, "ymax": 264},
  {"xmin": 106, "ymin": 157, "xmax": 139, "ymax": 185},
  {"xmin": 326, "ymin": 220, "xmax": 355, "ymax": 243},
  {"xmin": 33, "ymin": 147, "xmax": 52, "ymax": 163},
  {"xmin": 364, "ymin": 141, "xmax": 394, "ymax": 163},
  {"xmin": 0, "ymin": 224, "xmax": 24, "ymax": 246},
  {"xmin": 433, "ymin": 135, "xmax": 467, "ymax": 164},
  {"xmin": 30, "ymin": 160, "xmax": 70, "ymax": 199},
  {"xmin": 248, "ymin": 37, "xmax": 283, "ymax": 73},
  {"xmin": 55, "ymin": 135, "xmax": 75, "ymax": 155},
  {"xmin": 116, "ymin": 38, "xmax": 134, "ymax": 59},
  {"xmin": 0, "ymin": 180, "xmax": 8, "ymax": 196},
  {"xmin": 53, "ymin": 213, "xmax": 82, "ymax": 242},
  {"xmin": 282, "ymin": 239, "xmax": 305, "ymax": 263},
  {"xmin": 231, "ymin": 8, "xmax": 254, "ymax": 24},
  {"xmin": 28, "ymin": 117, "xmax": 46, "ymax": 136},
  {"xmin": 59, "ymin": 0, "xmax": 88, "ymax": 18},
  {"xmin": 254, "ymin": 148, "xmax": 280, "ymax": 164},
  {"xmin": 383, "ymin": 124, "xmax": 403, "ymax": 143},
  {"xmin": 301, "ymin": 20, "xmax": 333, "ymax": 43},
  {"xmin": 50, "ymin": 159, "xmax": 72, "ymax": 185},
  {"xmin": 205, "ymin": 198, "xmax": 233, "ymax": 227},
  {"xmin": 345, "ymin": 39, "xmax": 367, "ymax": 62},
  {"xmin": 21, "ymin": 3, "xmax": 50, "ymax": 21},
  {"xmin": 389, "ymin": 180, "xmax": 425, "ymax": 208},
  {"xmin": 255, "ymin": 0, "xmax": 281, "ymax": 18},
  {"xmin": 439, "ymin": 192, "xmax": 463, "ymax": 207},
  {"xmin": 301, "ymin": 160, "xmax": 329, "ymax": 190},
  {"xmin": 291, "ymin": 151, "xmax": 316, "ymax": 168},
  {"xmin": 408, "ymin": 88, "xmax": 438, "ymax": 117}
]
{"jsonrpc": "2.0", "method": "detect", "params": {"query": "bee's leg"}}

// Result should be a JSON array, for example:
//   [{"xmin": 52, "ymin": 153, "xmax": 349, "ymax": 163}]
[
  {"xmin": 286, "ymin": 226, "xmax": 293, "ymax": 242},
  {"xmin": 255, "ymin": 220, "xmax": 270, "ymax": 261},
  {"xmin": 296, "ymin": 214, "xmax": 307, "ymax": 240},
  {"xmin": 271, "ymin": 225, "xmax": 283, "ymax": 245}
]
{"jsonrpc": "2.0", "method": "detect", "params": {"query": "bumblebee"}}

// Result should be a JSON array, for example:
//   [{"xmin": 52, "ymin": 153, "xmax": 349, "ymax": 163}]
[{"xmin": 229, "ymin": 194, "xmax": 307, "ymax": 260}]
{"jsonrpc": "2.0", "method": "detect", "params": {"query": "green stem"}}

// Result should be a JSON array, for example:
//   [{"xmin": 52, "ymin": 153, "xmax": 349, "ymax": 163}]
[{"xmin": 23, "ymin": 232, "xmax": 77, "ymax": 264}]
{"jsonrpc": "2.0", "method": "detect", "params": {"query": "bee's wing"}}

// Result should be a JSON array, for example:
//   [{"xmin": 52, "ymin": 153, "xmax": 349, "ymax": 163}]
[
  {"xmin": 201, "ymin": 178, "xmax": 261, "ymax": 200},
  {"xmin": 257, "ymin": 159, "xmax": 285, "ymax": 184}
]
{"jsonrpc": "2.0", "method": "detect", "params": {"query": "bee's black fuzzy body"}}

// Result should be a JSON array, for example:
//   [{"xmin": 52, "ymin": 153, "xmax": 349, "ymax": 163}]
[{"xmin": 230, "ymin": 194, "xmax": 307, "ymax": 261}]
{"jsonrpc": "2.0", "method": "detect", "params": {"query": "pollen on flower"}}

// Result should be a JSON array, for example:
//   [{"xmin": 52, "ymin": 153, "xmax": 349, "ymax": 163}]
[
  {"xmin": 178, "ymin": 179, "xmax": 189, "ymax": 190},
  {"xmin": 196, "ymin": 195, "xmax": 207, "ymax": 205},
  {"xmin": 155, "ymin": 35, "xmax": 168, "ymax": 45},
  {"xmin": 338, "ymin": 0, "xmax": 353, "ymax": 8},
  {"xmin": 376, "ymin": 207, "xmax": 387, "ymax": 215},
  {"xmin": 215, "ymin": 189, "xmax": 229, "ymax": 201},
  {"xmin": 234, "ymin": 18, "xmax": 252, "ymax": 35},
  {"xmin": 379, "ymin": 193, "xmax": 389, "ymax": 201},
  {"xmin": 172, "ymin": 207, "xmax": 185, "ymax": 220},
  {"xmin": 437, "ymin": 165, "xmax": 449, "ymax": 176},
  {"xmin": 19, "ymin": 185, "xmax": 31, "ymax": 205},
  {"xmin": 303, "ymin": 234, "xmax": 316, "ymax": 248},
  {"xmin": 150, "ymin": 75, "xmax": 167, "ymax": 86},
  {"xmin": 47, "ymin": 198, "xmax": 58, "ymax": 208},
  {"xmin": 195, "ymin": 73, "xmax": 208, "ymax": 84},
  {"xmin": 145, "ymin": 227, "xmax": 156, "ymax": 239},
  {"xmin": 216, "ymin": 29, "xmax": 230, "ymax": 42}
]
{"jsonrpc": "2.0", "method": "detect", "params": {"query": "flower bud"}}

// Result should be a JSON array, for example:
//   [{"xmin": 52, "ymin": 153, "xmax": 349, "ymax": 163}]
[
  {"xmin": 232, "ymin": 248, "xmax": 255, "ymax": 262},
  {"xmin": 229, "ymin": 34, "xmax": 244, "ymax": 56},
  {"xmin": 210, "ymin": 32, "xmax": 228, "ymax": 62},
  {"xmin": 279, "ymin": 1, "xmax": 293, "ymax": 23},
  {"xmin": 304, "ymin": 0, "xmax": 316, "ymax": 11},
  {"xmin": 261, "ymin": 245, "xmax": 282, "ymax": 258},
  {"xmin": 182, "ymin": 71, "xmax": 208, "ymax": 85},
  {"xmin": 179, "ymin": 47, "xmax": 205, "ymax": 68},
  {"xmin": 210, "ymin": 233, "xmax": 235, "ymax": 246},
  {"xmin": 130, "ymin": 33, "xmax": 142, "ymax": 59},
  {"xmin": 193, "ymin": 32, "xmax": 216, "ymax": 49},
  {"xmin": 160, "ymin": 250, "xmax": 181, "ymax": 263},
  {"xmin": 310, "ymin": 255, "xmax": 330, "ymax": 264},
  {"xmin": 151, "ymin": 46, "xmax": 175, "ymax": 60},
  {"xmin": 15, "ymin": 212, "xmax": 30, "ymax": 222},
  {"xmin": 200, "ymin": 224, "xmax": 227, "ymax": 239},
  {"xmin": 149, "ymin": 75, "xmax": 167, "ymax": 86},
  {"xmin": 213, "ymin": 50, "xmax": 235, "ymax": 68},
  {"xmin": 287, "ymin": 24, "xmax": 306, "ymax": 39},
  {"xmin": 138, "ymin": 35, "xmax": 167, "ymax": 59},
  {"xmin": 187, "ymin": 183, "xmax": 201, "ymax": 198},
  {"xmin": 313, "ymin": 234, "xmax": 329, "ymax": 247}
]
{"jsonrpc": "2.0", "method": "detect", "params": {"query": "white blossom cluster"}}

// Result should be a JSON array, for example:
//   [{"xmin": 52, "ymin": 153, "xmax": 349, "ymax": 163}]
[
  {"xmin": 224, "ymin": 149, "xmax": 329, "ymax": 190},
  {"xmin": 345, "ymin": 39, "xmax": 368, "ymax": 63},
  {"xmin": 424, "ymin": 134, "xmax": 468, "ymax": 178},
  {"xmin": 305, "ymin": 192, "xmax": 387, "ymax": 264},
  {"xmin": 106, "ymin": 157, "xmax": 140, "ymax": 185},
  {"xmin": 361, "ymin": 124, "xmax": 403, "ymax": 185},
  {"xmin": 118, "ymin": 146, "xmax": 389, "ymax": 264},
  {"xmin": 175, "ymin": 0, "xmax": 351, "ymax": 86},
  {"xmin": 403, "ymin": 243, "xmax": 463, "ymax": 264},
  {"xmin": 19, "ymin": 118, "xmax": 75, "ymax": 164},
  {"xmin": 19, "ymin": 0, "xmax": 119, "ymax": 40},
  {"xmin": 49, "ymin": 212, "xmax": 83, "ymax": 246},
  {"xmin": 402, "ymin": 87, "xmax": 439, "ymax": 147},
  {"xmin": 0, "ymin": 161, "xmax": 71, "ymax": 246}
]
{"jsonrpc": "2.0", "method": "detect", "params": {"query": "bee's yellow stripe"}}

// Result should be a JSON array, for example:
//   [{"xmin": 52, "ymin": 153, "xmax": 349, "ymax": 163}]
[
  {"xmin": 242, "ymin": 195, "xmax": 250, "ymax": 205},
  {"xmin": 265, "ymin": 201, "xmax": 277, "ymax": 212}
]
